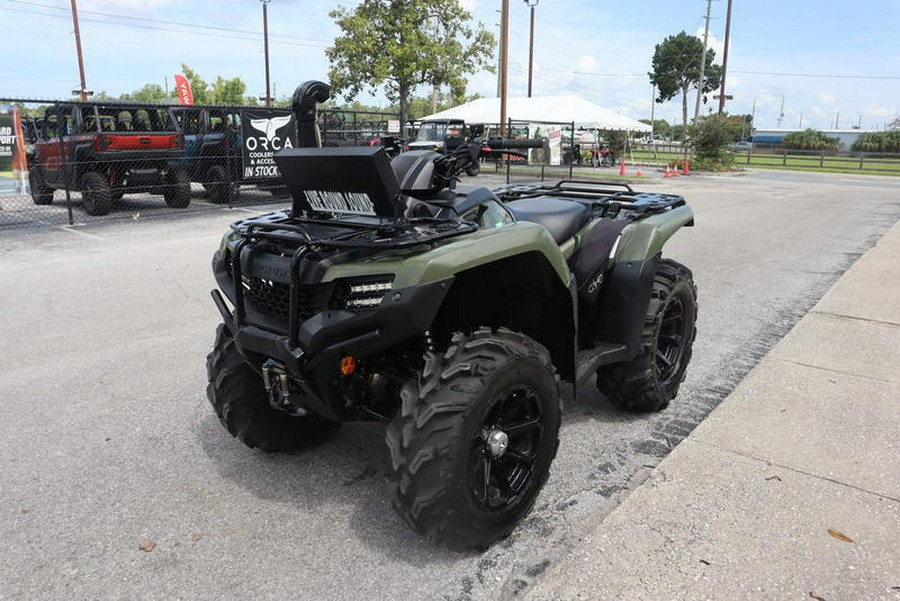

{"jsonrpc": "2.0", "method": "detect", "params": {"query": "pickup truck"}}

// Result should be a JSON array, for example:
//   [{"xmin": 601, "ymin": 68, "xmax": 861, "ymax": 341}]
[{"xmin": 27, "ymin": 102, "xmax": 190, "ymax": 215}]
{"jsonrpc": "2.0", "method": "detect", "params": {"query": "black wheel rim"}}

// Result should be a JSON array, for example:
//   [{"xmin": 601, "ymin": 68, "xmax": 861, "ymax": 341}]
[
  {"xmin": 469, "ymin": 385, "xmax": 544, "ymax": 512},
  {"xmin": 656, "ymin": 296, "xmax": 687, "ymax": 385}
]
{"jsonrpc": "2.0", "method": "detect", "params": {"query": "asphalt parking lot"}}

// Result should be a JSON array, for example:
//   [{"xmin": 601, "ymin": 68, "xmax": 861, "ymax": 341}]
[{"xmin": 1, "ymin": 169, "xmax": 898, "ymax": 599}]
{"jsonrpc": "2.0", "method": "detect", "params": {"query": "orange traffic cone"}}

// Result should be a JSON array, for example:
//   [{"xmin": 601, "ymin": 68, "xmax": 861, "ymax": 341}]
[
  {"xmin": 636, "ymin": 163, "xmax": 644, "ymax": 177},
  {"xmin": 671, "ymin": 163, "xmax": 680, "ymax": 177},
  {"xmin": 683, "ymin": 160, "xmax": 690, "ymax": 175},
  {"xmin": 619, "ymin": 161, "xmax": 626, "ymax": 176},
  {"xmin": 663, "ymin": 165, "xmax": 671, "ymax": 178}
]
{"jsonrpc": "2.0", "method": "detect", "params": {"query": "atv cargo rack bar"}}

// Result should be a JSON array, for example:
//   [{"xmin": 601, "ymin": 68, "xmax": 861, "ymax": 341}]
[
  {"xmin": 494, "ymin": 180, "xmax": 686, "ymax": 218},
  {"xmin": 237, "ymin": 214, "xmax": 478, "ymax": 250}
]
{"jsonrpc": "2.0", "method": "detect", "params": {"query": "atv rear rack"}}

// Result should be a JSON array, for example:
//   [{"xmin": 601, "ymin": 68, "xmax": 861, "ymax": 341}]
[{"xmin": 494, "ymin": 180, "xmax": 686, "ymax": 219}]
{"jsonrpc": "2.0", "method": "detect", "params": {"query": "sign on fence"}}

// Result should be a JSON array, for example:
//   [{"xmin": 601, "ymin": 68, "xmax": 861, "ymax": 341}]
[
  {"xmin": 0, "ymin": 104, "xmax": 28, "ymax": 196},
  {"xmin": 240, "ymin": 108, "xmax": 297, "ymax": 180}
]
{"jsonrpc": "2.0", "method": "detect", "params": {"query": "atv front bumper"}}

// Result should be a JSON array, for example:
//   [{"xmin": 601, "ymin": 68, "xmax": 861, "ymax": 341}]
[{"xmin": 211, "ymin": 249, "xmax": 452, "ymax": 420}]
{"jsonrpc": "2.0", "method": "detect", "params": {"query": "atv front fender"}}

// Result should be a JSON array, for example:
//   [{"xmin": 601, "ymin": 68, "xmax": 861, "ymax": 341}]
[{"xmin": 593, "ymin": 205, "xmax": 694, "ymax": 356}]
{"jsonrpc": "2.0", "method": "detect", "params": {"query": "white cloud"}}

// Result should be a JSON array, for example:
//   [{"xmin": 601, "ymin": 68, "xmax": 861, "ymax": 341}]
[
  {"xmin": 577, "ymin": 55, "xmax": 598, "ymax": 72},
  {"xmin": 863, "ymin": 103, "xmax": 897, "ymax": 119},
  {"xmin": 816, "ymin": 92, "xmax": 837, "ymax": 104}
]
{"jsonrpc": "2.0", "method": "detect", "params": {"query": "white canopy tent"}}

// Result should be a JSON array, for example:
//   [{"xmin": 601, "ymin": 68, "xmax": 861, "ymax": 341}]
[{"xmin": 420, "ymin": 95, "xmax": 651, "ymax": 132}]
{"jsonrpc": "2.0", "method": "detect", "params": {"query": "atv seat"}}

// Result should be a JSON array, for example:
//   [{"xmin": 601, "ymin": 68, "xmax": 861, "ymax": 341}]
[{"xmin": 507, "ymin": 197, "xmax": 591, "ymax": 244}]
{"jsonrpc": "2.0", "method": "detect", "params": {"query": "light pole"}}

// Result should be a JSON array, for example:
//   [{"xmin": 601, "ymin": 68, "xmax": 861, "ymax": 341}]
[
  {"xmin": 524, "ymin": 0, "xmax": 538, "ymax": 97},
  {"xmin": 717, "ymin": 0, "xmax": 734, "ymax": 114},
  {"xmin": 261, "ymin": 0, "xmax": 272, "ymax": 107},
  {"xmin": 499, "ymin": 0, "xmax": 509, "ymax": 135}
]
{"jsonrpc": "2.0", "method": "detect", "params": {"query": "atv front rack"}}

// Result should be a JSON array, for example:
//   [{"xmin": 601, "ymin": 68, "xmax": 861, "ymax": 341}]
[{"xmin": 218, "ymin": 210, "xmax": 477, "ymax": 348}]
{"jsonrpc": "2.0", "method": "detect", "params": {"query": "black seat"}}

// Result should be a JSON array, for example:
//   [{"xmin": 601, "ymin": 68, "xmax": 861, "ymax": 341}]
[{"xmin": 507, "ymin": 197, "xmax": 591, "ymax": 244}]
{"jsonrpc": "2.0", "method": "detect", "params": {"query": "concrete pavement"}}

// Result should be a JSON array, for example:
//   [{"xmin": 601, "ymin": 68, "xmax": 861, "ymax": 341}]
[{"xmin": 528, "ymin": 221, "xmax": 900, "ymax": 599}]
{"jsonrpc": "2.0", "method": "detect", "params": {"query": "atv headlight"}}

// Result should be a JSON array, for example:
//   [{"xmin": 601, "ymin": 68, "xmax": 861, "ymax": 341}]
[{"xmin": 332, "ymin": 276, "xmax": 395, "ymax": 312}]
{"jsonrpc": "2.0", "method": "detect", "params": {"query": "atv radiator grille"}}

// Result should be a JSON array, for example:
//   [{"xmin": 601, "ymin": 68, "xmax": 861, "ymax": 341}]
[{"xmin": 242, "ymin": 277, "xmax": 330, "ymax": 322}]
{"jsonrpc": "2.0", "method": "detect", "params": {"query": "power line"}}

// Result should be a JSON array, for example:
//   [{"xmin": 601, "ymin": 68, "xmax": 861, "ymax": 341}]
[
  {"xmin": 732, "ymin": 70, "xmax": 900, "ymax": 81},
  {"xmin": 3, "ymin": 0, "xmax": 331, "ymax": 46}
]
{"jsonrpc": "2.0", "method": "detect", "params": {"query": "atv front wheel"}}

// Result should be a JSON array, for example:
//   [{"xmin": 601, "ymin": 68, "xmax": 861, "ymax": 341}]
[
  {"xmin": 385, "ymin": 328, "xmax": 561, "ymax": 550},
  {"xmin": 206, "ymin": 324, "xmax": 338, "ymax": 453},
  {"xmin": 163, "ymin": 167, "xmax": 191, "ymax": 208},
  {"xmin": 597, "ymin": 259, "xmax": 697, "ymax": 412}
]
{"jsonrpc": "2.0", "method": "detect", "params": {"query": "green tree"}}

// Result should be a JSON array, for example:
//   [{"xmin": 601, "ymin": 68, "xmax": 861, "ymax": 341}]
[
  {"xmin": 211, "ymin": 76, "xmax": 247, "ymax": 105},
  {"xmin": 326, "ymin": 0, "xmax": 495, "ymax": 123},
  {"xmin": 688, "ymin": 113, "xmax": 741, "ymax": 170},
  {"xmin": 179, "ymin": 64, "xmax": 249, "ymax": 105},
  {"xmin": 639, "ymin": 118, "xmax": 672, "ymax": 140},
  {"xmin": 649, "ymin": 31, "xmax": 722, "ymax": 129},
  {"xmin": 851, "ymin": 130, "xmax": 900, "ymax": 153},
  {"xmin": 782, "ymin": 129, "xmax": 840, "ymax": 151},
  {"xmin": 120, "ymin": 84, "xmax": 171, "ymax": 103}
]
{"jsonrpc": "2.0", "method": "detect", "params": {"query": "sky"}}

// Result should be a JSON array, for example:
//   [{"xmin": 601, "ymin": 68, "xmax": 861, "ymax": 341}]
[{"xmin": 2, "ymin": 0, "xmax": 899, "ymax": 131}]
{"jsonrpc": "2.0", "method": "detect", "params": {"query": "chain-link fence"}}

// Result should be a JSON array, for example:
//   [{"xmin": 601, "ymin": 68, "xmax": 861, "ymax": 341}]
[
  {"xmin": 319, "ymin": 108, "xmax": 401, "ymax": 148},
  {"xmin": 0, "ymin": 99, "xmax": 400, "ymax": 230}
]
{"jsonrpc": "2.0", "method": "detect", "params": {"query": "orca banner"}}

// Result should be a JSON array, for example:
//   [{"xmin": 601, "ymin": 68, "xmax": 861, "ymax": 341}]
[{"xmin": 240, "ymin": 108, "xmax": 296, "ymax": 180}]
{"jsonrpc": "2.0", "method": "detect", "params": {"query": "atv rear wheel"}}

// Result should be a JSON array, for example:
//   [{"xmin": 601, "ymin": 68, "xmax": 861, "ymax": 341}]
[
  {"xmin": 80, "ymin": 172, "xmax": 112, "ymax": 216},
  {"xmin": 597, "ymin": 259, "xmax": 697, "ymax": 412},
  {"xmin": 206, "ymin": 324, "xmax": 338, "ymax": 453},
  {"xmin": 385, "ymin": 328, "xmax": 561, "ymax": 550},
  {"xmin": 29, "ymin": 167, "xmax": 54, "ymax": 205},
  {"xmin": 205, "ymin": 165, "xmax": 235, "ymax": 204},
  {"xmin": 163, "ymin": 167, "xmax": 191, "ymax": 208}
]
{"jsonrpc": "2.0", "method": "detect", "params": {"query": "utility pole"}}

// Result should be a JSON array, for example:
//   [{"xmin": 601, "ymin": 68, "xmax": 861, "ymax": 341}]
[
  {"xmin": 650, "ymin": 83, "xmax": 657, "ymax": 140},
  {"xmin": 261, "ymin": 0, "xmax": 272, "ymax": 107},
  {"xmin": 499, "ymin": 0, "xmax": 509, "ymax": 135},
  {"xmin": 717, "ymin": 0, "xmax": 734, "ymax": 114},
  {"xmin": 693, "ymin": 0, "xmax": 713, "ymax": 121},
  {"xmin": 495, "ymin": 8, "xmax": 503, "ymax": 97},
  {"xmin": 777, "ymin": 95, "xmax": 784, "ymax": 128},
  {"xmin": 70, "ymin": 0, "xmax": 89, "ymax": 101},
  {"xmin": 524, "ymin": 0, "xmax": 538, "ymax": 97}
]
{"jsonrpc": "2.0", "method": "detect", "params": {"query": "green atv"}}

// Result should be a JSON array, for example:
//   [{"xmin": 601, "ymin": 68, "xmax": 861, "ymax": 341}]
[{"xmin": 206, "ymin": 82, "xmax": 697, "ymax": 550}]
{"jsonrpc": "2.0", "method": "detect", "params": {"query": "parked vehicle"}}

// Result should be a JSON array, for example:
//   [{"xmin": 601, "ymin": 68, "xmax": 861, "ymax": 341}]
[
  {"xmin": 406, "ymin": 118, "xmax": 466, "ymax": 152},
  {"xmin": 205, "ymin": 81, "xmax": 698, "ymax": 550},
  {"xmin": 590, "ymin": 144, "xmax": 616, "ymax": 168},
  {"xmin": 27, "ymin": 102, "xmax": 190, "ymax": 215}
]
